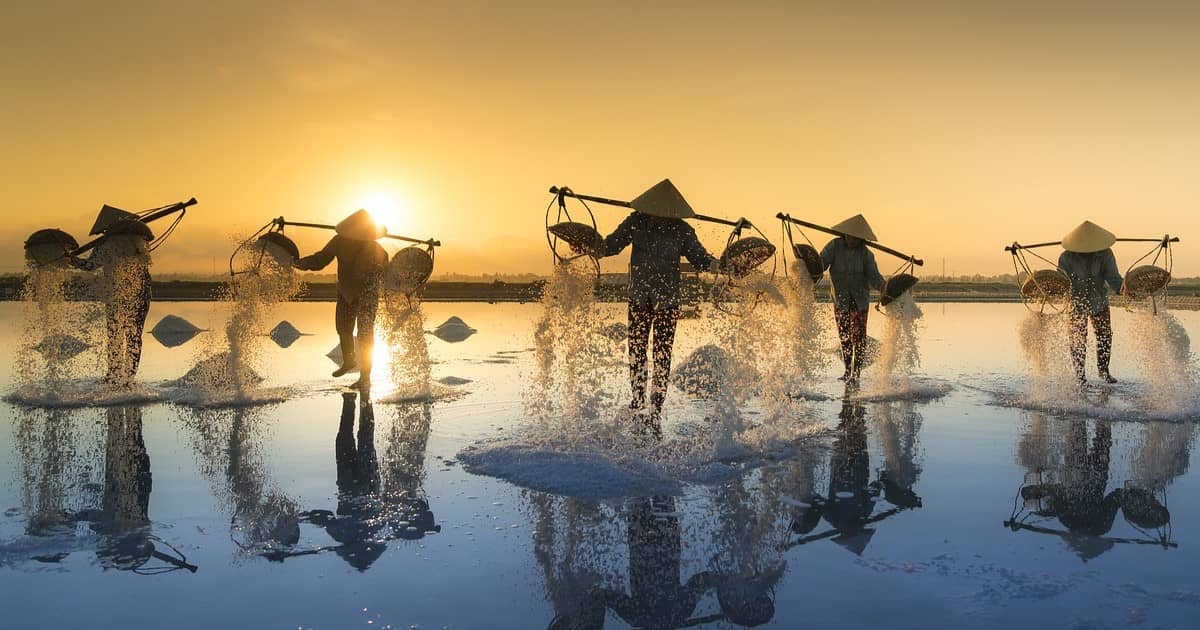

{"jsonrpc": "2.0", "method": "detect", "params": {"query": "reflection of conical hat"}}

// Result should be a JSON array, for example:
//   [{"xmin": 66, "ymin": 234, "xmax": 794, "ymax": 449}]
[
  {"xmin": 630, "ymin": 179, "xmax": 695, "ymax": 219},
  {"xmin": 336, "ymin": 209, "xmax": 386, "ymax": 241},
  {"xmin": 1062, "ymin": 221, "xmax": 1115, "ymax": 253},
  {"xmin": 831, "ymin": 214, "xmax": 877, "ymax": 241}
]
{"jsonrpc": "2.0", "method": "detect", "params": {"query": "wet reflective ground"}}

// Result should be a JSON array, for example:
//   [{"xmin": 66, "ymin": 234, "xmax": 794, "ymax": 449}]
[{"xmin": 2, "ymin": 302, "xmax": 1199, "ymax": 629}]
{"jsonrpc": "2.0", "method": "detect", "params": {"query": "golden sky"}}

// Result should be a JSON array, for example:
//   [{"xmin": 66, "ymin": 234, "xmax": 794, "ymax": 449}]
[{"xmin": 3, "ymin": 1, "xmax": 1198, "ymax": 276}]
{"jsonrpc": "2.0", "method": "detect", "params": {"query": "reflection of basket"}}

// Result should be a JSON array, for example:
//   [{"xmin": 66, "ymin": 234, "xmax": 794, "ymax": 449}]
[
  {"xmin": 1123, "ymin": 265, "xmax": 1171, "ymax": 300},
  {"xmin": 546, "ymin": 221, "xmax": 603, "ymax": 258},
  {"xmin": 720, "ymin": 237, "xmax": 776, "ymax": 279},
  {"xmin": 1020, "ymin": 269, "xmax": 1071, "ymax": 301},
  {"xmin": 791, "ymin": 243, "xmax": 823, "ymax": 282},
  {"xmin": 1121, "ymin": 487, "xmax": 1170, "ymax": 529},
  {"xmin": 385, "ymin": 246, "xmax": 435, "ymax": 297},
  {"xmin": 24, "ymin": 228, "xmax": 79, "ymax": 265},
  {"xmin": 880, "ymin": 273, "xmax": 919, "ymax": 306}
]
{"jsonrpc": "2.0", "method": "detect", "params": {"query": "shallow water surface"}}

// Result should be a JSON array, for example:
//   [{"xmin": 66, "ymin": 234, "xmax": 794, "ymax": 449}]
[{"xmin": 1, "ymin": 302, "xmax": 1198, "ymax": 629}]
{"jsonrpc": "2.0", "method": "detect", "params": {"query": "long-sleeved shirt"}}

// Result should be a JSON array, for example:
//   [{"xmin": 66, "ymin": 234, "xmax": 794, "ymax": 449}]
[
  {"xmin": 1058, "ymin": 249, "xmax": 1122, "ymax": 314},
  {"xmin": 296, "ymin": 235, "xmax": 388, "ymax": 302},
  {"xmin": 820, "ymin": 237, "xmax": 884, "ymax": 312},
  {"xmin": 603, "ymin": 212, "xmax": 716, "ymax": 308}
]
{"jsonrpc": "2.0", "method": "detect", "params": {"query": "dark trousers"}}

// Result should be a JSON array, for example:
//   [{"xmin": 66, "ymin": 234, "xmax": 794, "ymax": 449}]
[
  {"xmin": 105, "ymin": 289, "xmax": 150, "ymax": 383},
  {"xmin": 628, "ymin": 304, "xmax": 679, "ymax": 412},
  {"xmin": 834, "ymin": 307, "xmax": 869, "ymax": 378},
  {"xmin": 336, "ymin": 293, "xmax": 378, "ymax": 379},
  {"xmin": 1069, "ymin": 306, "xmax": 1112, "ymax": 380}
]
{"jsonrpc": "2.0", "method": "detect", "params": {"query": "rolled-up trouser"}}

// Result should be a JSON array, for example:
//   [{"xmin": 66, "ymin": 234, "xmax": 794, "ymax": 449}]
[
  {"xmin": 1069, "ymin": 306, "xmax": 1112, "ymax": 380},
  {"xmin": 336, "ymin": 292, "xmax": 378, "ymax": 379},
  {"xmin": 105, "ymin": 287, "xmax": 150, "ymax": 382},
  {"xmin": 834, "ymin": 307, "xmax": 869, "ymax": 378},
  {"xmin": 628, "ymin": 304, "xmax": 679, "ymax": 411}
]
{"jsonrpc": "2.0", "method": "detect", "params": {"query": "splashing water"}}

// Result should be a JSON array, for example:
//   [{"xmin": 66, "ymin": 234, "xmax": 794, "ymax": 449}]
[
  {"xmin": 1018, "ymin": 311, "xmax": 1075, "ymax": 400},
  {"xmin": 15, "ymin": 262, "xmax": 98, "ymax": 387},
  {"xmin": 873, "ymin": 292, "xmax": 923, "ymax": 389},
  {"xmin": 778, "ymin": 263, "xmax": 832, "ymax": 387},
  {"xmin": 705, "ymin": 270, "xmax": 825, "ymax": 455},
  {"xmin": 1126, "ymin": 309, "xmax": 1198, "ymax": 412},
  {"xmin": 179, "ymin": 238, "xmax": 301, "ymax": 401},
  {"xmin": 528, "ymin": 261, "xmax": 623, "ymax": 444},
  {"xmin": 379, "ymin": 295, "xmax": 433, "ymax": 402}
]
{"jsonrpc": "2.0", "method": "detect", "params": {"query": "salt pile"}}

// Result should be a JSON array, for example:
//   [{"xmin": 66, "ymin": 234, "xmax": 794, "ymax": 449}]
[
  {"xmin": 431, "ymin": 316, "xmax": 476, "ymax": 343},
  {"xmin": 150, "ymin": 315, "xmax": 203, "ymax": 348},
  {"xmin": 672, "ymin": 344, "xmax": 736, "ymax": 398},
  {"xmin": 268, "ymin": 320, "xmax": 302, "ymax": 348}
]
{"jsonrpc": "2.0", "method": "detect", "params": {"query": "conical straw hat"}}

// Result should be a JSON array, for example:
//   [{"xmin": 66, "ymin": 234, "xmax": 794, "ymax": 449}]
[
  {"xmin": 336, "ymin": 209, "xmax": 386, "ymax": 241},
  {"xmin": 831, "ymin": 214, "xmax": 877, "ymax": 241},
  {"xmin": 1062, "ymin": 221, "xmax": 1115, "ymax": 253},
  {"xmin": 630, "ymin": 179, "xmax": 696, "ymax": 219}
]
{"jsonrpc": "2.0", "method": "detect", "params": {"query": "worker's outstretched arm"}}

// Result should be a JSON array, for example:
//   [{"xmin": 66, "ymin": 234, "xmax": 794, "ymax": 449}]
[
  {"xmin": 1102, "ymin": 250, "xmax": 1123, "ymax": 293},
  {"xmin": 602, "ymin": 213, "xmax": 637, "ymax": 257},
  {"xmin": 681, "ymin": 225, "xmax": 718, "ymax": 273},
  {"xmin": 294, "ymin": 236, "xmax": 338, "ymax": 271},
  {"xmin": 865, "ymin": 249, "xmax": 885, "ymax": 290}
]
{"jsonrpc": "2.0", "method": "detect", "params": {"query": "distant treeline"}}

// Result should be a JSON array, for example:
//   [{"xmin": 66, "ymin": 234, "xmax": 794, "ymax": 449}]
[{"xmin": 4, "ymin": 274, "xmax": 1199, "ymax": 303}]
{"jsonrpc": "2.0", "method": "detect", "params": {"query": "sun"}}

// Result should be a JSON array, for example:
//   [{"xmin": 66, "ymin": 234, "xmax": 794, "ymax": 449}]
[{"xmin": 356, "ymin": 191, "xmax": 406, "ymax": 233}]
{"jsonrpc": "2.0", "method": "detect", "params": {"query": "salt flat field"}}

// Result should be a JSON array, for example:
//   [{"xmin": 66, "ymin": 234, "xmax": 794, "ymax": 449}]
[{"xmin": 2, "ymin": 300, "xmax": 1198, "ymax": 629}]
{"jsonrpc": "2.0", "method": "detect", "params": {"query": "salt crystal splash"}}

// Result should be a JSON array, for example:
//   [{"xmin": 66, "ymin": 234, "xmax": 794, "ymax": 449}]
[
  {"xmin": 177, "ymin": 237, "xmax": 301, "ymax": 403},
  {"xmin": 1126, "ymin": 308, "xmax": 1198, "ymax": 412},
  {"xmin": 378, "ymin": 293, "xmax": 435, "ymax": 402},
  {"xmin": 873, "ymin": 291, "xmax": 923, "ymax": 389}
]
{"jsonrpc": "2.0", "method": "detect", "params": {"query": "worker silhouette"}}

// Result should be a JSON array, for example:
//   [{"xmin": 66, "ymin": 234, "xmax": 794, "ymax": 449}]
[
  {"xmin": 600, "ymin": 182, "xmax": 719, "ymax": 432},
  {"xmin": 1057, "ymin": 221, "xmax": 1123, "ymax": 385},
  {"xmin": 294, "ymin": 210, "xmax": 389, "ymax": 390},
  {"xmin": 820, "ymin": 215, "xmax": 884, "ymax": 387},
  {"xmin": 71, "ymin": 219, "xmax": 155, "ymax": 387}
]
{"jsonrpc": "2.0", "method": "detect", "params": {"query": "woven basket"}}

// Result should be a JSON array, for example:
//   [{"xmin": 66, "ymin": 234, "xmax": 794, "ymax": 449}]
[
  {"xmin": 720, "ymin": 237, "xmax": 775, "ymax": 279},
  {"xmin": 547, "ymin": 221, "xmax": 603, "ymax": 258},
  {"xmin": 1123, "ymin": 265, "xmax": 1171, "ymax": 299},
  {"xmin": 880, "ymin": 273, "xmax": 919, "ymax": 306},
  {"xmin": 385, "ymin": 247, "xmax": 435, "ymax": 296},
  {"xmin": 1020, "ymin": 269, "xmax": 1071, "ymax": 300}
]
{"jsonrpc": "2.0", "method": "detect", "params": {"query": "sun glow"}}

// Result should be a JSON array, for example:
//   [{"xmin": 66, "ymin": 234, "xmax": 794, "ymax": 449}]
[{"xmin": 357, "ymin": 191, "xmax": 406, "ymax": 233}]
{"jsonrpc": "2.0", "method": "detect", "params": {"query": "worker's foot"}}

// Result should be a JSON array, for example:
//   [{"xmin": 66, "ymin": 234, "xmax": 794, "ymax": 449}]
[
  {"xmin": 1076, "ymin": 376, "xmax": 1088, "ymax": 390},
  {"xmin": 349, "ymin": 377, "xmax": 370, "ymax": 391},
  {"xmin": 1100, "ymin": 371, "xmax": 1118, "ymax": 384},
  {"xmin": 332, "ymin": 361, "xmax": 357, "ymax": 377}
]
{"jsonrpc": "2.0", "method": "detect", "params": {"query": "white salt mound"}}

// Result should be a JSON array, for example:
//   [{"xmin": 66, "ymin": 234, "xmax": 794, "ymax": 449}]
[
  {"xmin": 151, "ymin": 315, "xmax": 201, "ymax": 335},
  {"xmin": 673, "ymin": 344, "xmax": 736, "ymax": 398},
  {"xmin": 269, "ymin": 320, "xmax": 303, "ymax": 348},
  {"xmin": 33, "ymin": 334, "xmax": 90, "ymax": 362},
  {"xmin": 431, "ymin": 317, "xmax": 476, "ymax": 343}
]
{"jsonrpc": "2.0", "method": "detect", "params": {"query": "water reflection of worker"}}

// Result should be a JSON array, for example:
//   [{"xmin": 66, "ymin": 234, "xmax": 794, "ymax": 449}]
[
  {"xmin": 595, "ymin": 496, "xmax": 719, "ymax": 628},
  {"xmin": 602, "ymin": 208, "xmax": 718, "ymax": 427},
  {"xmin": 819, "ymin": 216, "xmax": 884, "ymax": 387},
  {"xmin": 1018, "ymin": 420, "xmax": 1121, "ymax": 560},
  {"xmin": 65, "ymin": 407, "xmax": 197, "ymax": 573},
  {"xmin": 1057, "ymin": 221, "xmax": 1123, "ymax": 385},
  {"xmin": 380, "ymin": 402, "xmax": 440, "ymax": 541},
  {"xmin": 72, "ymin": 220, "xmax": 154, "ymax": 387},
  {"xmin": 822, "ymin": 400, "xmax": 880, "ymax": 553},
  {"xmin": 304, "ymin": 392, "xmax": 387, "ymax": 570},
  {"xmin": 1122, "ymin": 422, "xmax": 1193, "ymax": 540},
  {"xmin": 294, "ymin": 210, "xmax": 389, "ymax": 390}
]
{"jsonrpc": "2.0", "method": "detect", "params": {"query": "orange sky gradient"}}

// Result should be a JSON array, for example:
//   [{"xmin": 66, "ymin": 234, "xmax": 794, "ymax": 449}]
[{"xmin": 3, "ymin": 1, "xmax": 1198, "ymax": 276}]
